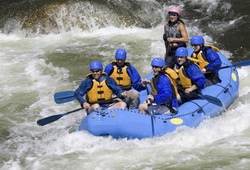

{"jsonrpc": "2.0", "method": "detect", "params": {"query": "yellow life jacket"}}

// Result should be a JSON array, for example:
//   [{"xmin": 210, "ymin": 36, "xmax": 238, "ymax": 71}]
[
  {"xmin": 86, "ymin": 73, "xmax": 113, "ymax": 104},
  {"xmin": 188, "ymin": 55, "xmax": 209, "ymax": 70},
  {"xmin": 190, "ymin": 45, "xmax": 220, "ymax": 70},
  {"xmin": 165, "ymin": 68, "xmax": 178, "ymax": 97},
  {"xmin": 109, "ymin": 61, "xmax": 131, "ymax": 90},
  {"xmin": 151, "ymin": 68, "xmax": 178, "ymax": 98},
  {"xmin": 206, "ymin": 45, "xmax": 220, "ymax": 52},
  {"xmin": 174, "ymin": 65, "xmax": 192, "ymax": 89}
]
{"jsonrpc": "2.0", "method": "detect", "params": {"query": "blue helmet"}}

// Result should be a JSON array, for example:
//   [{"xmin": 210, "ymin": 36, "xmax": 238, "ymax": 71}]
[
  {"xmin": 151, "ymin": 57, "xmax": 165, "ymax": 67},
  {"xmin": 175, "ymin": 47, "xmax": 188, "ymax": 57},
  {"xmin": 115, "ymin": 48, "xmax": 127, "ymax": 60},
  {"xmin": 90, "ymin": 61, "xmax": 103, "ymax": 71},
  {"xmin": 190, "ymin": 36, "xmax": 205, "ymax": 45}
]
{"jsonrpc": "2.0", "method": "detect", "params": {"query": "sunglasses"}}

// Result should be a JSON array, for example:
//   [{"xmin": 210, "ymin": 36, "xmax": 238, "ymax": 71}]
[
  {"xmin": 91, "ymin": 70, "xmax": 101, "ymax": 73},
  {"xmin": 191, "ymin": 44, "xmax": 200, "ymax": 46},
  {"xmin": 169, "ymin": 13, "xmax": 178, "ymax": 17},
  {"xmin": 152, "ymin": 66, "xmax": 161, "ymax": 69}
]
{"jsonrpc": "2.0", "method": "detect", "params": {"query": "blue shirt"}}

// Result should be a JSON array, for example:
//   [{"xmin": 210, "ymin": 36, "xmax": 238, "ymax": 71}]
[
  {"xmin": 203, "ymin": 47, "xmax": 222, "ymax": 73},
  {"xmin": 153, "ymin": 74, "xmax": 178, "ymax": 109},
  {"xmin": 186, "ymin": 63, "xmax": 206, "ymax": 89}
]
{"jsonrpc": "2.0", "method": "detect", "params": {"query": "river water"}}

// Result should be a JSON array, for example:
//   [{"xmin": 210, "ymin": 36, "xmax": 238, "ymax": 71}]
[{"xmin": 1, "ymin": 0, "xmax": 250, "ymax": 169}]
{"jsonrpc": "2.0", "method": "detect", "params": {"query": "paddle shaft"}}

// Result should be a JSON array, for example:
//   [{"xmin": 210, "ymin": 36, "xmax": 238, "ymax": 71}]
[
  {"xmin": 120, "ymin": 83, "xmax": 141, "ymax": 87},
  {"xmin": 145, "ymin": 84, "xmax": 155, "ymax": 137},
  {"xmin": 66, "ymin": 107, "xmax": 84, "ymax": 115},
  {"xmin": 209, "ymin": 60, "xmax": 250, "ymax": 71},
  {"xmin": 54, "ymin": 83, "xmax": 141, "ymax": 104},
  {"xmin": 37, "ymin": 97, "xmax": 121, "ymax": 126},
  {"xmin": 209, "ymin": 65, "xmax": 232, "ymax": 71},
  {"xmin": 37, "ymin": 107, "xmax": 85, "ymax": 126}
]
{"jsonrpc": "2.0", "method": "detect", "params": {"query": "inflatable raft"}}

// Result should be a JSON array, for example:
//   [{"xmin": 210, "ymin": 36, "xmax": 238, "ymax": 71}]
[{"xmin": 77, "ymin": 48, "xmax": 239, "ymax": 139}]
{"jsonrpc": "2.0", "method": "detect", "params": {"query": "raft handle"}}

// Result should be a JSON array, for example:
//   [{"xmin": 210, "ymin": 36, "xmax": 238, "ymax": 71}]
[
  {"xmin": 224, "ymin": 88, "xmax": 229, "ymax": 93},
  {"xmin": 99, "ymin": 133, "xmax": 110, "ymax": 137}
]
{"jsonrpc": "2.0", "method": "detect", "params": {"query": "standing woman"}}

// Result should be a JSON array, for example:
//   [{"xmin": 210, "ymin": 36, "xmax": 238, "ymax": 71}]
[{"xmin": 163, "ymin": 6, "xmax": 188, "ymax": 69}]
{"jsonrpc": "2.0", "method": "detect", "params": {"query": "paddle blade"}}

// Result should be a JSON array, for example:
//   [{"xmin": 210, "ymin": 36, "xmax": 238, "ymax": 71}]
[
  {"xmin": 198, "ymin": 94, "xmax": 223, "ymax": 107},
  {"xmin": 54, "ymin": 91, "xmax": 75, "ymax": 104},
  {"xmin": 233, "ymin": 60, "xmax": 250, "ymax": 67},
  {"xmin": 37, "ymin": 113, "xmax": 66, "ymax": 126},
  {"xmin": 37, "ymin": 108, "xmax": 84, "ymax": 126}
]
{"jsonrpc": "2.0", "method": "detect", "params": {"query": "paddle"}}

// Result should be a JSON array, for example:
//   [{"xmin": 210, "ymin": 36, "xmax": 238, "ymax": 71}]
[
  {"xmin": 54, "ymin": 91, "xmax": 75, "ymax": 104},
  {"xmin": 209, "ymin": 60, "xmax": 250, "ymax": 71},
  {"xmin": 177, "ymin": 86, "xmax": 223, "ymax": 107},
  {"xmin": 145, "ymin": 83, "xmax": 155, "ymax": 137},
  {"xmin": 120, "ymin": 83, "xmax": 141, "ymax": 88},
  {"xmin": 37, "ymin": 97, "xmax": 120, "ymax": 126},
  {"xmin": 37, "ymin": 107, "xmax": 84, "ymax": 126},
  {"xmin": 198, "ymin": 94, "xmax": 223, "ymax": 107}
]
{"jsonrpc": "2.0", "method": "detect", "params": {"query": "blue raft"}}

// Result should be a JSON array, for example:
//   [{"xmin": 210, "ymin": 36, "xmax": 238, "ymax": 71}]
[{"xmin": 77, "ymin": 48, "xmax": 239, "ymax": 139}]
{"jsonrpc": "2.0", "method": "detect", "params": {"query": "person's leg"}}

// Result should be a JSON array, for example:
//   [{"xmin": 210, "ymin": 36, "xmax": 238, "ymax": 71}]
[
  {"xmin": 109, "ymin": 101, "xmax": 127, "ymax": 110},
  {"xmin": 154, "ymin": 105, "xmax": 171, "ymax": 115},
  {"xmin": 165, "ymin": 49, "xmax": 176, "ymax": 69},
  {"xmin": 177, "ymin": 93, "xmax": 182, "ymax": 104},
  {"xmin": 177, "ymin": 87, "xmax": 185, "ymax": 104},
  {"xmin": 181, "ymin": 91, "xmax": 199, "ymax": 103},
  {"xmin": 165, "ymin": 54, "xmax": 175, "ymax": 69},
  {"xmin": 88, "ymin": 103, "xmax": 100, "ymax": 115},
  {"xmin": 205, "ymin": 73, "xmax": 221, "ymax": 86},
  {"xmin": 138, "ymin": 101, "xmax": 148, "ymax": 114},
  {"xmin": 124, "ymin": 90, "xmax": 140, "ymax": 109},
  {"xmin": 211, "ymin": 73, "xmax": 221, "ymax": 84},
  {"xmin": 205, "ymin": 74, "xmax": 214, "ymax": 86}
]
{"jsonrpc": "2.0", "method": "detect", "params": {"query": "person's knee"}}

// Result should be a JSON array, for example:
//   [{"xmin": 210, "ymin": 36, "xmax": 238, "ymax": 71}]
[
  {"xmin": 91, "ymin": 103, "xmax": 100, "ymax": 110},
  {"xmin": 177, "ymin": 94, "xmax": 182, "ymax": 104},
  {"xmin": 121, "ymin": 102, "xmax": 127, "ymax": 109},
  {"xmin": 126, "ymin": 90, "xmax": 140, "ymax": 109},
  {"xmin": 128, "ymin": 90, "xmax": 140, "ymax": 99},
  {"xmin": 138, "ymin": 103, "xmax": 147, "ymax": 114},
  {"xmin": 138, "ymin": 103, "xmax": 143, "ymax": 111}
]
